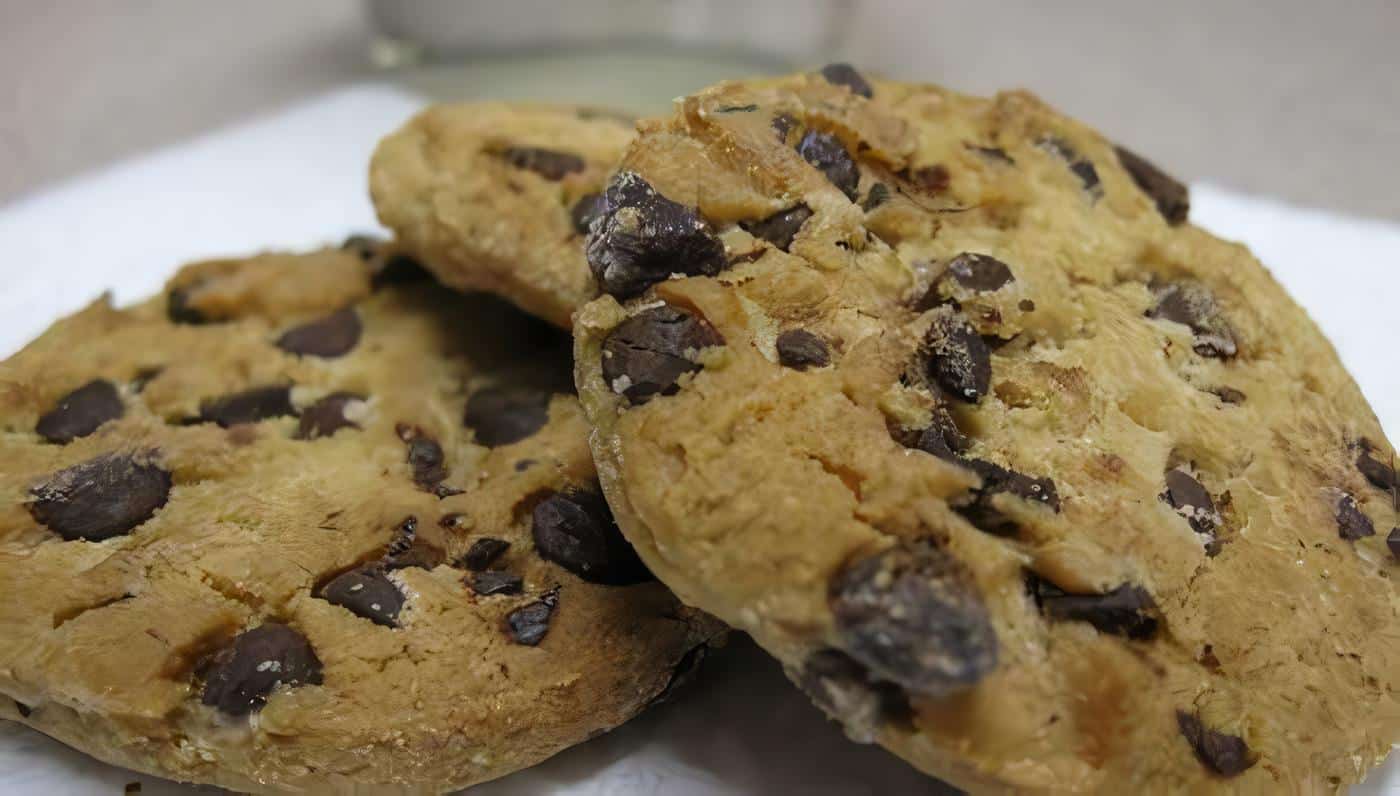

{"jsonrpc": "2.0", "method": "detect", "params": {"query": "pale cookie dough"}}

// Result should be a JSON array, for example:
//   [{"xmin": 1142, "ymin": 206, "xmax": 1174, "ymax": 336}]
[
  {"xmin": 0, "ymin": 241, "xmax": 719, "ymax": 794},
  {"xmin": 574, "ymin": 66, "xmax": 1400, "ymax": 793},
  {"xmin": 370, "ymin": 103, "xmax": 634, "ymax": 328}
]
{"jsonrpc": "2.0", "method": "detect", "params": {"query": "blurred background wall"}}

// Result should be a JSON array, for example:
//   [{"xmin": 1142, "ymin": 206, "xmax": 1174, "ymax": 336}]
[{"xmin": 1, "ymin": 0, "xmax": 1397, "ymax": 220}]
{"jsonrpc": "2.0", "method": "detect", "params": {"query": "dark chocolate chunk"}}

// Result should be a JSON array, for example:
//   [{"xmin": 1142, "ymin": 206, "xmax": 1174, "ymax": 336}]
[
  {"xmin": 1176, "ymin": 711, "xmax": 1256, "ymax": 777},
  {"xmin": 505, "ymin": 589, "xmax": 559, "ymax": 646},
  {"xmin": 799, "ymin": 648, "xmax": 912, "ymax": 742},
  {"xmin": 772, "ymin": 113, "xmax": 797, "ymax": 142},
  {"xmin": 319, "ymin": 567, "xmax": 404, "ymax": 627},
  {"xmin": 945, "ymin": 253, "xmax": 1015, "ymax": 292},
  {"xmin": 1387, "ymin": 527, "xmax": 1399, "ymax": 559},
  {"xmin": 1029, "ymin": 575, "xmax": 1159, "ymax": 639},
  {"xmin": 925, "ymin": 314, "xmax": 992, "ymax": 403},
  {"xmin": 167, "ymin": 285, "xmax": 208, "ymax": 324},
  {"xmin": 1116, "ymin": 145, "xmax": 1189, "ymax": 225},
  {"xmin": 907, "ymin": 408, "xmax": 966, "ymax": 463},
  {"xmin": 1041, "ymin": 137, "xmax": 1101, "ymax": 196},
  {"xmin": 818, "ymin": 62, "xmax": 873, "ymax": 98},
  {"xmin": 862, "ymin": 183, "xmax": 891, "ymax": 211},
  {"xmin": 14, "ymin": 699, "xmax": 32, "ymax": 718},
  {"xmin": 383, "ymin": 515, "xmax": 445, "ymax": 570},
  {"xmin": 957, "ymin": 458, "xmax": 1060, "ymax": 535},
  {"xmin": 463, "ymin": 386, "xmax": 551, "ymax": 447},
  {"xmin": 460, "ymin": 537, "xmax": 511, "ymax": 571},
  {"xmin": 1335, "ymin": 493, "xmax": 1375, "ymax": 541},
  {"xmin": 715, "ymin": 103, "xmax": 759, "ymax": 113},
  {"xmin": 903, "ymin": 165, "xmax": 950, "ymax": 195},
  {"xmin": 406, "ymin": 436, "xmax": 448, "ymax": 490},
  {"xmin": 36, "ymin": 379, "xmax": 124, "ymax": 444},
  {"xmin": 200, "ymin": 623, "xmax": 323, "ymax": 716},
  {"xmin": 294, "ymin": 392, "xmax": 364, "ymax": 440},
  {"xmin": 198, "ymin": 386, "xmax": 296, "ymax": 427},
  {"xmin": 28, "ymin": 453, "xmax": 171, "ymax": 541},
  {"xmin": 1147, "ymin": 282, "xmax": 1238, "ymax": 358},
  {"xmin": 797, "ymin": 130, "xmax": 860, "ymax": 200},
  {"xmin": 1356, "ymin": 448, "xmax": 1397, "ymax": 492},
  {"xmin": 276, "ymin": 308, "xmax": 362, "ymax": 358},
  {"xmin": 742, "ymin": 204, "xmax": 813, "ymax": 251},
  {"xmin": 469, "ymin": 570, "xmax": 523, "ymax": 596},
  {"xmin": 585, "ymin": 172, "xmax": 727, "ymax": 298},
  {"xmin": 1213, "ymin": 386, "xmax": 1246, "ymax": 404},
  {"xmin": 531, "ymin": 489, "xmax": 652, "ymax": 585},
  {"xmin": 570, "ymin": 192, "xmax": 605, "ymax": 234},
  {"xmin": 830, "ymin": 540, "xmax": 997, "ymax": 697},
  {"xmin": 601, "ymin": 305, "xmax": 724, "ymax": 405},
  {"xmin": 1161, "ymin": 468, "xmax": 1219, "ymax": 536},
  {"xmin": 371, "ymin": 254, "xmax": 433, "ymax": 288},
  {"xmin": 499, "ymin": 146, "xmax": 586, "ymax": 180},
  {"xmin": 775, "ymin": 329, "xmax": 831, "ymax": 370},
  {"xmin": 651, "ymin": 644, "xmax": 710, "ymax": 706}
]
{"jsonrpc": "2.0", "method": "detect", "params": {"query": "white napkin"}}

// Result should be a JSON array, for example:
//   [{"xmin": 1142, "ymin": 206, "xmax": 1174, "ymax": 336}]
[{"xmin": 0, "ymin": 86, "xmax": 1394, "ymax": 795}]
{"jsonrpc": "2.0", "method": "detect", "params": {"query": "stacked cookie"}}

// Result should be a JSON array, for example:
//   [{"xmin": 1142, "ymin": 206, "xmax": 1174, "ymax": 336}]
[{"xmin": 2, "ymin": 66, "xmax": 1396, "ymax": 793}]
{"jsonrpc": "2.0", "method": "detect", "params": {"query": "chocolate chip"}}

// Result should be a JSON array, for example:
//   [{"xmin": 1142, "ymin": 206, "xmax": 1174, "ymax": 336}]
[
  {"xmin": 36, "ymin": 379, "xmax": 124, "ymax": 444},
  {"xmin": 505, "ymin": 589, "xmax": 559, "ymax": 646},
  {"xmin": 371, "ymin": 254, "xmax": 433, "ymax": 288},
  {"xmin": 463, "ymin": 387, "xmax": 551, "ymax": 447},
  {"xmin": 830, "ymin": 540, "xmax": 997, "ymax": 697},
  {"xmin": 715, "ymin": 103, "xmax": 759, "ymax": 113},
  {"xmin": 1176, "ymin": 711, "xmax": 1256, "ymax": 777},
  {"xmin": 945, "ymin": 253, "xmax": 1015, "ymax": 292},
  {"xmin": 276, "ymin": 308, "xmax": 362, "ymax": 358},
  {"xmin": 320, "ymin": 567, "xmax": 404, "ymax": 627},
  {"xmin": 469, "ymin": 570, "xmax": 523, "ymax": 596},
  {"xmin": 651, "ymin": 644, "xmax": 710, "ymax": 706},
  {"xmin": 1161, "ymin": 468, "xmax": 1219, "ymax": 536},
  {"xmin": 798, "ymin": 648, "xmax": 912, "ymax": 743},
  {"xmin": 294, "ymin": 392, "xmax": 364, "ymax": 440},
  {"xmin": 774, "ymin": 329, "xmax": 831, "ymax": 370},
  {"xmin": 406, "ymin": 436, "xmax": 447, "ymax": 491},
  {"xmin": 906, "ymin": 409, "xmax": 966, "ymax": 463},
  {"xmin": 925, "ymin": 314, "xmax": 992, "ymax": 402},
  {"xmin": 1041, "ymin": 137, "xmax": 1101, "ymax": 196},
  {"xmin": 1116, "ymin": 145, "xmax": 1189, "ymax": 225},
  {"xmin": 818, "ymin": 62, "xmax": 873, "ymax": 98},
  {"xmin": 167, "ymin": 285, "xmax": 208, "ymax": 324},
  {"xmin": 1335, "ymin": 493, "xmax": 1375, "ymax": 541},
  {"xmin": 584, "ymin": 172, "xmax": 727, "ymax": 298},
  {"xmin": 797, "ymin": 130, "xmax": 860, "ymax": 200},
  {"xmin": 1388, "ymin": 527, "xmax": 1399, "ymax": 559},
  {"xmin": 742, "ymin": 205, "xmax": 813, "ymax": 251},
  {"xmin": 1018, "ymin": 299, "xmax": 1036, "ymax": 312},
  {"xmin": 532, "ymin": 489, "xmax": 651, "ymax": 585},
  {"xmin": 1147, "ymin": 282, "xmax": 1238, "ymax": 358},
  {"xmin": 570, "ymin": 192, "xmax": 605, "ymax": 234},
  {"xmin": 902, "ymin": 165, "xmax": 949, "ymax": 195},
  {"xmin": 969, "ymin": 145, "xmax": 1014, "ymax": 165},
  {"xmin": 862, "ymin": 183, "xmax": 891, "ymax": 211},
  {"xmin": 383, "ymin": 516, "xmax": 445, "ymax": 570},
  {"xmin": 601, "ymin": 305, "xmax": 724, "ymax": 405},
  {"xmin": 199, "ymin": 386, "xmax": 296, "ymax": 427},
  {"xmin": 29, "ymin": 453, "xmax": 171, "ymax": 541},
  {"xmin": 958, "ymin": 458, "xmax": 1060, "ymax": 535},
  {"xmin": 1029, "ymin": 574, "xmax": 1159, "ymax": 639},
  {"xmin": 1356, "ymin": 447, "xmax": 1397, "ymax": 492},
  {"xmin": 772, "ymin": 113, "xmax": 797, "ymax": 143},
  {"xmin": 201, "ymin": 623, "xmax": 323, "ymax": 716},
  {"xmin": 1213, "ymin": 386, "xmax": 1246, "ymax": 404},
  {"xmin": 14, "ymin": 699, "xmax": 32, "ymax": 718},
  {"xmin": 341, "ymin": 234, "xmax": 381, "ymax": 261},
  {"xmin": 499, "ymin": 147, "xmax": 585, "ymax": 180},
  {"xmin": 460, "ymin": 537, "xmax": 511, "ymax": 571}
]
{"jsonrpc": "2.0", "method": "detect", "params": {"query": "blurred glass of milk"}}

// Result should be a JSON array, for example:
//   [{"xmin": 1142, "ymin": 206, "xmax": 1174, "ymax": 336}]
[{"xmin": 365, "ymin": 0, "xmax": 849, "ymax": 113}]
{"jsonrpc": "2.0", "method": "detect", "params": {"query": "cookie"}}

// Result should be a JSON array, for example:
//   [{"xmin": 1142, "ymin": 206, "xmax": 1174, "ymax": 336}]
[
  {"xmin": 370, "ymin": 102, "xmax": 634, "ymax": 329},
  {"xmin": 573, "ymin": 68, "xmax": 1400, "ymax": 792},
  {"xmin": 0, "ymin": 241, "xmax": 720, "ymax": 793}
]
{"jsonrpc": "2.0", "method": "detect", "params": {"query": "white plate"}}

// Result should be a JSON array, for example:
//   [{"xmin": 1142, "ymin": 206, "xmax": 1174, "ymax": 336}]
[{"xmin": 0, "ymin": 86, "xmax": 1394, "ymax": 794}]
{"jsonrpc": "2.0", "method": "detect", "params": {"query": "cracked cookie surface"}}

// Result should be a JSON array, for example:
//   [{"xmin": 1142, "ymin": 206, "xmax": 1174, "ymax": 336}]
[
  {"xmin": 370, "ymin": 102, "xmax": 634, "ymax": 329},
  {"xmin": 0, "ymin": 243, "xmax": 719, "ymax": 794},
  {"xmin": 574, "ymin": 70, "xmax": 1400, "ymax": 793}
]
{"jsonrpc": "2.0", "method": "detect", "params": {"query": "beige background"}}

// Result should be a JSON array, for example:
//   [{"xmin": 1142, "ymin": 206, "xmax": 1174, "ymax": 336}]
[{"xmin": 1, "ymin": 0, "xmax": 1398, "ymax": 221}]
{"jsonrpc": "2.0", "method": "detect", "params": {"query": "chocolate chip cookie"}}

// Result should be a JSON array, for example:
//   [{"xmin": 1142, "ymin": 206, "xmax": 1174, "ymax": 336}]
[
  {"xmin": 370, "ymin": 102, "xmax": 634, "ymax": 329},
  {"xmin": 573, "ymin": 68, "xmax": 1400, "ymax": 792},
  {"xmin": 0, "ymin": 242, "xmax": 719, "ymax": 793}
]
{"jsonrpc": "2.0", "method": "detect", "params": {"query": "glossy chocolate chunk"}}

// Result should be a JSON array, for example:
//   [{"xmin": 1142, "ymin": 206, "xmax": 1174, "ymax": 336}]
[
  {"xmin": 198, "ymin": 386, "xmax": 296, "ymax": 427},
  {"xmin": 320, "ymin": 567, "xmax": 404, "ymax": 627},
  {"xmin": 775, "ymin": 329, "xmax": 831, "ymax": 370},
  {"xmin": 601, "ymin": 305, "xmax": 723, "ymax": 405},
  {"xmin": 294, "ymin": 392, "xmax": 364, "ymax": 440},
  {"xmin": 1161, "ymin": 468, "xmax": 1219, "ymax": 536},
  {"xmin": 925, "ymin": 314, "xmax": 992, "ymax": 403},
  {"xmin": 1029, "ymin": 575, "xmax": 1159, "ymax": 639},
  {"xmin": 463, "ymin": 386, "xmax": 551, "ymax": 447},
  {"xmin": 531, "ymin": 489, "xmax": 651, "ymax": 585},
  {"xmin": 460, "ymin": 537, "xmax": 511, "ymax": 571},
  {"xmin": 201, "ymin": 623, "xmax": 323, "ymax": 716},
  {"xmin": 469, "ymin": 571, "xmax": 523, "ymax": 596},
  {"xmin": 797, "ymin": 130, "xmax": 860, "ymax": 200},
  {"xmin": 499, "ymin": 146, "xmax": 586, "ymax": 180},
  {"xmin": 505, "ymin": 589, "xmax": 558, "ymax": 646},
  {"xmin": 36, "ymin": 379, "xmax": 124, "ymax": 444},
  {"xmin": 742, "ymin": 205, "xmax": 813, "ymax": 251},
  {"xmin": 29, "ymin": 453, "xmax": 171, "ymax": 541},
  {"xmin": 1177, "ymin": 711, "xmax": 1256, "ymax": 777},
  {"xmin": 945, "ymin": 253, "xmax": 1015, "ymax": 292},
  {"xmin": 1116, "ymin": 145, "xmax": 1189, "ymax": 225},
  {"xmin": 276, "ymin": 308, "xmax": 362, "ymax": 358},
  {"xmin": 585, "ymin": 172, "xmax": 726, "ymax": 298},
  {"xmin": 570, "ymin": 192, "xmax": 605, "ymax": 234},
  {"xmin": 958, "ymin": 458, "xmax": 1060, "ymax": 535},
  {"xmin": 1334, "ymin": 493, "xmax": 1376, "ymax": 541},
  {"xmin": 818, "ymin": 62, "xmax": 874, "ymax": 98},
  {"xmin": 1147, "ymin": 281, "xmax": 1238, "ymax": 358}
]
